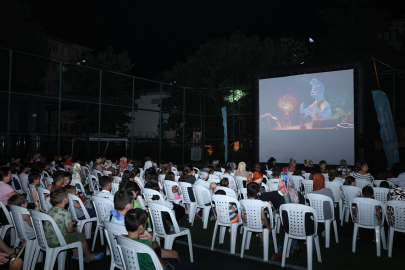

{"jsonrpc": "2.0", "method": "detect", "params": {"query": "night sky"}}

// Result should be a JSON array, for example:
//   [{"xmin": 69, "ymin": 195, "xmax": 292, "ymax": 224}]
[{"xmin": 28, "ymin": 0, "xmax": 335, "ymax": 79}]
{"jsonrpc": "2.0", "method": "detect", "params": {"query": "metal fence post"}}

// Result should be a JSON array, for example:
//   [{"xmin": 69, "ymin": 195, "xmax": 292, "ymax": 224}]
[
  {"xmin": 232, "ymin": 89, "xmax": 235, "ymax": 163},
  {"xmin": 183, "ymin": 88, "xmax": 185, "ymax": 165},
  {"xmin": 57, "ymin": 62, "xmax": 62, "ymax": 154},
  {"xmin": 98, "ymin": 70, "xmax": 102, "ymax": 154},
  {"xmin": 131, "ymin": 77, "xmax": 135, "ymax": 158},
  {"xmin": 393, "ymin": 73, "xmax": 395, "ymax": 125},
  {"xmin": 159, "ymin": 83, "xmax": 162, "ymax": 162},
  {"xmin": 6, "ymin": 50, "xmax": 12, "ymax": 157}
]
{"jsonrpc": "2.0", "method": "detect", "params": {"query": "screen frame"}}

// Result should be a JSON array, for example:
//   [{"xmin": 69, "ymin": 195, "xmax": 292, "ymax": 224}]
[{"xmin": 251, "ymin": 56, "xmax": 372, "ymax": 166}]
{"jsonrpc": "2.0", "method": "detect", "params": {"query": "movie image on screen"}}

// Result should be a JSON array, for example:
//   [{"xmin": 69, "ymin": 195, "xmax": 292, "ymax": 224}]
[{"xmin": 259, "ymin": 69, "xmax": 354, "ymax": 165}]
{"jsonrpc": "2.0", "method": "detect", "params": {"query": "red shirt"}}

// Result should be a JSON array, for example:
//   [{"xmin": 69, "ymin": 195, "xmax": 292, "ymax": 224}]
[
  {"xmin": 282, "ymin": 167, "xmax": 288, "ymax": 173},
  {"xmin": 64, "ymin": 160, "xmax": 73, "ymax": 166}
]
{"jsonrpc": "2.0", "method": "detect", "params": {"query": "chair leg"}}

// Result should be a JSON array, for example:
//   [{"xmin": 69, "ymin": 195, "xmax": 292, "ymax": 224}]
[
  {"xmin": 57, "ymin": 251, "xmax": 66, "ymax": 270},
  {"xmin": 276, "ymin": 216, "xmax": 281, "ymax": 233},
  {"xmin": 340, "ymin": 207, "xmax": 345, "ymax": 226},
  {"xmin": 344, "ymin": 208, "xmax": 350, "ymax": 222},
  {"xmin": 202, "ymin": 207, "xmax": 209, "ymax": 229},
  {"xmin": 315, "ymin": 235, "xmax": 322, "ymax": 263},
  {"xmin": 211, "ymin": 222, "xmax": 218, "ymax": 250},
  {"xmin": 30, "ymin": 248, "xmax": 41, "ymax": 270},
  {"xmin": 219, "ymin": 226, "xmax": 226, "ymax": 244},
  {"xmin": 77, "ymin": 245, "xmax": 84, "ymax": 270},
  {"xmin": 44, "ymin": 250, "xmax": 56, "ymax": 270},
  {"xmin": 333, "ymin": 220, "xmax": 339, "ymax": 244},
  {"xmin": 388, "ymin": 227, "xmax": 394, "ymax": 258},
  {"xmin": 375, "ymin": 226, "xmax": 381, "ymax": 257},
  {"xmin": 306, "ymin": 236, "xmax": 313, "ymax": 270},
  {"xmin": 281, "ymin": 233, "xmax": 289, "ymax": 268},
  {"xmin": 240, "ymin": 228, "xmax": 247, "ymax": 258},
  {"xmin": 187, "ymin": 231, "xmax": 194, "ymax": 262},
  {"xmin": 352, "ymin": 224, "xmax": 358, "ymax": 253},
  {"xmin": 381, "ymin": 226, "xmax": 387, "ymax": 250},
  {"xmin": 164, "ymin": 236, "xmax": 174, "ymax": 250},
  {"xmin": 325, "ymin": 221, "xmax": 331, "ymax": 248},
  {"xmin": 272, "ymin": 228, "xmax": 278, "ymax": 253},
  {"xmin": 230, "ymin": 224, "xmax": 237, "ymax": 254},
  {"xmin": 23, "ymin": 240, "xmax": 34, "ymax": 270},
  {"xmin": 245, "ymin": 231, "xmax": 252, "ymax": 250},
  {"xmin": 92, "ymin": 223, "xmax": 99, "ymax": 251},
  {"xmin": 286, "ymin": 238, "xmax": 292, "ymax": 258},
  {"xmin": 263, "ymin": 229, "xmax": 269, "ymax": 261}
]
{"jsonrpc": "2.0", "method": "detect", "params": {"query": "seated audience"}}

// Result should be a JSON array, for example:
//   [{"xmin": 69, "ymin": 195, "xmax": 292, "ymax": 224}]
[
  {"xmin": 96, "ymin": 176, "xmax": 115, "ymax": 214},
  {"xmin": 0, "ymin": 167, "xmax": 18, "ymax": 226},
  {"xmin": 8, "ymin": 194, "xmax": 37, "ymax": 240},
  {"xmin": 343, "ymin": 160, "xmax": 374, "ymax": 183}
]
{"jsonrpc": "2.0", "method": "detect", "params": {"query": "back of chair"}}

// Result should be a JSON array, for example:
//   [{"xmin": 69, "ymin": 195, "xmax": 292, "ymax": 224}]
[
  {"xmin": 240, "ymin": 200, "xmax": 273, "ymax": 231},
  {"xmin": 193, "ymin": 185, "xmax": 211, "ymax": 207},
  {"xmin": 91, "ymin": 196, "xmax": 114, "ymax": 224},
  {"xmin": 386, "ymin": 201, "xmax": 405, "ymax": 230},
  {"xmin": 279, "ymin": 204, "xmax": 318, "ymax": 238},
  {"xmin": 291, "ymin": 176, "xmax": 303, "ymax": 190},
  {"xmin": 356, "ymin": 179, "xmax": 371, "ymax": 190},
  {"xmin": 302, "ymin": 180, "xmax": 313, "ymax": 194},
  {"xmin": 28, "ymin": 184, "xmax": 37, "ymax": 204},
  {"xmin": 213, "ymin": 171, "xmax": 222, "ymax": 176},
  {"xmin": 11, "ymin": 174, "xmax": 23, "ymax": 194},
  {"xmin": 305, "ymin": 193, "xmax": 335, "ymax": 221},
  {"xmin": 29, "ymin": 209, "xmax": 66, "ymax": 249},
  {"xmin": 67, "ymin": 193, "xmax": 90, "ymax": 220},
  {"xmin": 267, "ymin": 180, "xmax": 279, "ymax": 192},
  {"xmin": 18, "ymin": 174, "xmax": 29, "ymax": 194},
  {"xmin": 36, "ymin": 186, "xmax": 51, "ymax": 213},
  {"xmin": 42, "ymin": 171, "xmax": 50, "ymax": 178},
  {"xmin": 116, "ymin": 235, "xmax": 164, "ymax": 270},
  {"xmin": 303, "ymin": 173, "xmax": 310, "ymax": 180},
  {"xmin": 341, "ymin": 186, "xmax": 361, "ymax": 208},
  {"xmin": 215, "ymin": 186, "xmax": 237, "ymax": 199},
  {"xmin": 178, "ymin": 182, "xmax": 195, "ymax": 204},
  {"xmin": 211, "ymin": 194, "xmax": 240, "ymax": 226},
  {"xmin": 350, "ymin": 198, "xmax": 385, "ymax": 226},
  {"xmin": 234, "ymin": 176, "xmax": 246, "ymax": 191},
  {"xmin": 148, "ymin": 202, "xmax": 179, "ymax": 236},
  {"xmin": 111, "ymin": 183, "xmax": 119, "ymax": 195},
  {"xmin": 88, "ymin": 175, "xmax": 99, "ymax": 194},
  {"xmin": 325, "ymin": 181, "xmax": 343, "ymax": 203},
  {"xmin": 8, "ymin": 205, "xmax": 30, "ymax": 242},
  {"xmin": 113, "ymin": 176, "xmax": 121, "ymax": 184},
  {"xmin": 163, "ymin": 180, "xmax": 178, "ymax": 202},
  {"xmin": 64, "ymin": 165, "xmax": 71, "ymax": 172},
  {"xmin": 44, "ymin": 177, "xmax": 54, "ymax": 187},
  {"xmin": 93, "ymin": 169, "xmax": 102, "ymax": 180},
  {"xmin": 322, "ymin": 173, "xmax": 329, "ymax": 181},
  {"xmin": 239, "ymin": 188, "xmax": 248, "ymax": 200},
  {"xmin": 373, "ymin": 187, "xmax": 389, "ymax": 203},
  {"xmin": 142, "ymin": 188, "xmax": 165, "ymax": 205},
  {"xmin": 373, "ymin": 180, "xmax": 395, "ymax": 188},
  {"xmin": 104, "ymin": 222, "xmax": 127, "ymax": 268},
  {"xmin": 70, "ymin": 179, "xmax": 85, "ymax": 192}
]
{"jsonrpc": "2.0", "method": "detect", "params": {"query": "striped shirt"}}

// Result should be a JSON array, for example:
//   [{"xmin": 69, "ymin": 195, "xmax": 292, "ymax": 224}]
[{"xmin": 349, "ymin": 172, "xmax": 374, "ymax": 183}]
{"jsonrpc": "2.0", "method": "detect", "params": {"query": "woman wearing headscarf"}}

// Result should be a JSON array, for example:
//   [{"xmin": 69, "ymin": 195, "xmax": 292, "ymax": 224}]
[
  {"xmin": 119, "ymin": 157, "xmax": 130, "ymax": 173},
  {"xmin": 71, "ymin": 162, "xmax": 86, "ymax": 184},
  {"xmin": 310, "ymin": 173, "xmax": 334, "ymax": 221},
  {"xmin": 247, "ymin": 171, "xmax": 266, "ymax": 196},
  {"xmin": 235, "ymin": 162, "xmax": 250, "ymax": 178},
  {"xmin": 144, "ymin": 160, "xmax": 153, "ymax": 171}
]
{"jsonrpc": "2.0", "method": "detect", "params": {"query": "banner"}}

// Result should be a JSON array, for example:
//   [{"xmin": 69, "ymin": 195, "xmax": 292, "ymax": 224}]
[
  {"xmin": 193, "ymin": 132, "xmax": 202, "ymax": 148},
  {"xmin": 372, "ymin": 90, "xmax": 399, "ymax": 166},
  {"xmin": 190, "ymin": 148, "xmax": 202, "ymax": 161},
  {"xmin": 221, "ymin": 106, "xmax": 228, "ymax": 163}
]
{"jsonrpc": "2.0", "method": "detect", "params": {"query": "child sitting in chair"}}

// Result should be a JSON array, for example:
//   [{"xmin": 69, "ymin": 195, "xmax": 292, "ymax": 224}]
[
  {"xmin": 106, "ymin": 189, "xmax": 134, "ymax": 225},
  {"xmin": 44, "ymin": 187, "xmax": 104, "ymax": 262},
  {"xmin": 8, "ymin": 194, "xmax": 37, "ymax": 240},
  {"xmin": 65, "ymin": 185, "xmax": 97, "ymax": 220},
  {"xmin": 354, "ymin": 186, "xmax": 382, "ymax": 221},
  {"xmin": 214, "ymin": 190, "xmax": 238, "ymax": 224}
]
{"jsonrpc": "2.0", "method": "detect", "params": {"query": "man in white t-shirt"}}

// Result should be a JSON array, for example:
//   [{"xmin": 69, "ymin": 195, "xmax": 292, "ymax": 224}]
[{"xmin": 96, "ymin": 176, "xmax": 114, "ymax": 214}]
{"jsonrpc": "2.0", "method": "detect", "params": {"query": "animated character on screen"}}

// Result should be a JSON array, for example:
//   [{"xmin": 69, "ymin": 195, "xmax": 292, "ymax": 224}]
[{"xmin": 299, "ymin": 78, "xmax": 331, "ymax": 120}]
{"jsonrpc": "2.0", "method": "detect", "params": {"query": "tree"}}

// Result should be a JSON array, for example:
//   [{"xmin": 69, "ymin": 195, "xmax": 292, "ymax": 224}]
[{"xmin": 63, "ymin": 47, "xmax": 136, "ymax": 136}]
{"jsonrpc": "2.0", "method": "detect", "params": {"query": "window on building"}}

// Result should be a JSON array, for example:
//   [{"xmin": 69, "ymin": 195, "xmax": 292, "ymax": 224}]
[
  {"xmin": 71, "ymin": 48, "xmax": 79, "ymax": 59},
  {"xmin": 48, "ymin": 82, "xmax": 57, "ymax": 93},
  {"xmin": 62, "ymin": 83, "xmax": 69, "ymax": 92},
  {"xmin": 61, "ymin": 123, "xmax": 68, "ymax": 131},
  {"xmin": 51, "ymin": 62, "xmax": 58, "ymax": 72},
  {"xmin": 62, "ymin": 46, "xmax": 70, "ymax": 56},
  {"xmin": 50, "ymin": 42, "xmax": 57, "ymax": 53}
]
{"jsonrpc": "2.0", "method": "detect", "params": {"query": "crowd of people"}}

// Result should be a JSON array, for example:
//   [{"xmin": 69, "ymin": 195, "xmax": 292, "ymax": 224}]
[{"xmin": 0, "ymin": 153, "xmax": 404, "ymax": 270}]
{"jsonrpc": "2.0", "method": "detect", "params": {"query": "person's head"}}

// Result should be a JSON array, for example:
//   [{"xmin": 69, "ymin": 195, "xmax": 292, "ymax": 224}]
[
  {"xmin": 53, "ymin": 171, "xmax": 65, "ymax": 186},
  {"xmin": 355, "ymin": 160, "xmax": 368, "ymax": 173},
  {"xmin": 145, "ymin": 171, "xmax": 158, "ymax": 183},
  {"xmin": 63, "ymin": 172, "xmax": 72, "ymax": 186},
  {"xmin": 268, "ymin": 157, "xmax": 276, "ymax": 166},
  {"xmin": 165, "ymin": 171, "xmax": 175, "ymax": 181},
  {"xmin": 306, "ymin": 159, "xmax": 314, "ymax": 167},
  {"xmin": 304, "ymin": 159, "xmax": 309, "ymax": 167},
  {"xmin": 328, "ymin": 167, "xmax": 337, "ymax": 181},
  {"xmin": 379, "ymin": 181, "xmax": 390, "ymax": 188},
  {"xmin": 99, "ymin": 176, "xmax": 112, "ymax": 191},
  {"xmin": 310, "ymin": 78, "xmax": 324, "ymax": 100},
  {"xmin": 224, "ymin": 166, "xmax": 232, "ymax": 174},
  {"xmin": 50, "ymin": 187, "xmax": 68, "ymax": 206},
  {"xmin": 28, "ymin": 173, "xmax": 41, "ymax": 186},
  {"xmin": 319, "ymin": 160, "xmax": 327, "ymax": 173},
  {"xmin": 344, "ymin": 176, "xmax": 356, "ymax": 186},
  {"xmin": 313, "ymin": 173, "xmax": 325, "ymax": 191},
  {"xmin": 237, "ymin": 162, "xmax": 246, "ymax": 171},
  {"xmin": 0, "ymin": 167, "xmax": 11, "ymax": 183},
  {"xmin": 340, "ymin": 159, "xmax": 347, "ymax": 166},
  {"xmin": 8, "ymin": 194, "xmax": 28, "ymax": 208},
  {"xmin": 94, "ymin": 156, "xmax": 102, "ymax": 164},
  {"xmin": 64, "ymin": 185, "xmax": 77, "ymax": 195},
  {"xmin": 309, "ymin": 171, "xmax": 317, "ymax": 180},
  {"xmin": 64, "ymin": 155, "xmax": 71, "ymax": 161},
  {"xmin": 144, "ymin": 180, "xmax": 160, "ymax": 192},
  {"xmin": 44, "ymin": 161, "xmax": 51, "ymax": 170},
  {"xmin": 215, "ymin": 189, "xmax": 226, "ymax": 195},
  {"xmin": 158, "ymin": 163, "xmax": 167, "ymax": 175},
  {"xmin": 254, "ymin": 162, "xmax": 261, "ymax": 172},
  {"xmin": 14, "ymin": 156, "xmax": 21, "ymax": 163},
  {"xmin": 289, "ymin": 158, "xmax": 297, "ymax": 168},
  {"xmin": 361, "ymin": 186, "xmax": 374, "ymax": 198},
  {"xmin": 125, "ymin": 181, "xmax": 141, "ymax": 199},
  {"xmin": 212, "ymin": 160, "xmax": 219, "ymax": 167},
  {"xmin": 180, "ymin": 165, "xmax": 194, "ymax": 179},
  {"xmin": 132, "ymin": 168, "xmax": 140, "ymax": 177},
  {"xmin": 125, "ymin": 208, "xmax": 148, "ymax": 235},
  {"xmin": 198, "ymin": 169, "xmax": 209, "ymax": 181},
  {"xmin": 248, "ymin": 171, "xmax": 263, "ymax": 184},
  {"xmin": 397, "ymin": 172, "xmax": 405, "ymax": 188},
  {"xmin": 272, "ymin": 166, "xmax": 281, "ymax": 178},
  {"xmin": 208, "ymin": 166, "xmax": 214, "ymax": 174},
  {"xmin": 247, "ymin": 182, "xmax": 260, "ymax": 199},
  {"xmin": 9, "ymin": 163, "xmax": 19, "ymax": 174},
  {"xmin": 114, "ymin": 190, "xmax": 134, "ymax": 212},
  {"xmin": 219, "ymin": 177, "xmax": 229, "ymax": 187},
  {"xmin": 292, "ymin": 168, "xmax": 302, "ymax": 176}
]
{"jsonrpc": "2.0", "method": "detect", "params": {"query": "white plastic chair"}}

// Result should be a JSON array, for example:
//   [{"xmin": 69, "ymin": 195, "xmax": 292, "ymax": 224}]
[
  {"xmin": 116, "ymin": 235, "xmax": 164, "ymax": 270},
  {"xmin": 303, "ymin": 173, "xmax": 310, "ymax": 180},
  {"xmin": 70, "ymin": 179, "xmax": 86, "ymax": 192},
  {"xmin": 103, "ymin": 170, "xmax": 112, "ymax": 176},
  {"xmin": 350, "ymin": 198, "xmax": 387, "ymax": 256},
  {"xmin": 113, "ymin": 176, "xmax": 121, "ymax": 184},
  {"xmin": 208, "ymin": 174, "xmax": 220, "ymax": 183},
  {"xmin": 27, "ymin": 184, "xmax": 37, "ymax": 204},
  {"xmin": 11, "ymin": 174, "xmax": 23, "ymax": 194},
  {"xmin": 385, "ymin": 200, "xmax": 405, "ymax": 258},
  {"xmin": 373, "ymin": 180, "xmax": 396, "ymax": 188},
  {"xmin": 8, "ymin": 205, "xmax": 38, "ymax": 270},
  {"xmin": 302, "ymin": 180, "xmax": 314, "ymax": 194},
  {"xmin": 148, "ymin": 202, "xmax": 194, "ymax": 261},
  {"xmin": 57, "ymin": 167, "xmax": 65, "ymax": 171},
  {"xmin": 325, "ymin": 181, "xmax": 343, "ymax": 219},
  {"xmin": 36, "ymin": 186, "xmax": 51, "ymax": 213},
  {"xmin": 142, "ymin": 188, "xmax": 168, "ymax": 206},
  {"xmin": 67, "ymin": 194, "xmax": 96, "ymax": 239},
  {"xmin": 163, "ymin": 180, "xmax": 182, "ymax": 205},
  {"xmin": 356, "ymin": 179, "xmax": 372, "ymax": 190},
  {"xmin": 44, "ymin": 177, "xmax": 54, "ymax": 187},
  {"xmin": 373, "ymin": 187, "xmax": 389, "ymax": 203},
  {"xmin": 0, "ymin": 201, "xmax": 16, "ymax": 245},
  {"xmin": 192, "ymin": 185, "xmax": 212, "ymax": 229},
  {"xmin": 234, "ymin": 176, "xmax": 247, "ymax": 191},
  {"xmin": 340, "ymin": 186, "xmax": 361, "ymax": 226},
  {"xmin": 104, "ymin": 222, "xmax": 127, "ymax": 270},
  {"xmin": 29, "ymin": 210, "xmax": 84, "ymax": 270},
  {"xmin": 210, "ymin": 194, "xmax": 242, "ymax": 254},
  {"xmin": 213, "ymin": 171, "xmax": 222, "ymax": 176},
  {"xmin": 215, "ymin": 186, "xmax": 237, "ymax": 199},
  {"xmin": 267, "ymin": 179, "xmax": 279, "ymax": 191},
  {"xmin": 178, "ymin": 182, "xmax": 197, "ymax": 225},
  {"xmin": 240, "ymin": 200, "xmax": 277, "ymax": 261},
  {"xmin": 91, "ymin": 196, "xmax": 114, "ymax": 252},
  {"xmin": 88, "ymin": 174, "xmax": 100, "ymax": 195},
  {"xmin": 111, "ymin": 183, "xmax": 119, "ymax": 195},
  {"xmin": 306, "ymin": 193, "xmax": 339, "ymax": 248},
  {"xmin": 322, "ymin": 173, "xmax": 329, "ymax": 181},
  {"xmin": 280, "ymin": 204, "xmax": 322, "ymax": 270},
  {"xmin": 18, "ymin": 174, "xmax": 29, "ymax": 195},
  {"xmin": 291, "ymin": 175, "xmax": 304, "ymax": 191},
  {"xmin": 63, "ymin": 165, "xmax": 71, "ymax": 172},
  {"xmin": 93, "ymin": 169, "xmax": 103, "ymax": 180},
  {"xmin": 175, "ymin": 175, "xmax": 180, "ymax": 182},
  {"xmin": 220, "ymin": 174, "xmax": 237, "ymax": 192},
  {"xmin": 239, "ymin": 188, "xmax": 248, "ymax": 200}
]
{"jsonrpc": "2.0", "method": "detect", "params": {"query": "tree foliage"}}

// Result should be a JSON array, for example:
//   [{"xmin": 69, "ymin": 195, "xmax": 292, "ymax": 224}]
[{"xmin": 64, "ymin": 47, "xmax": 136, "ymax": 136}]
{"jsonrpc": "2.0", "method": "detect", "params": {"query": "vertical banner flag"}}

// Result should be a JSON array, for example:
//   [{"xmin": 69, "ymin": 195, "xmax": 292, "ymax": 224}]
[
  {"xmin": 372, "ymin": 90, "xmax": 399, "ymax": 166},
  {"xmin": 221, "ymin": 106, "xmax": 228, "ymax": 163}
]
